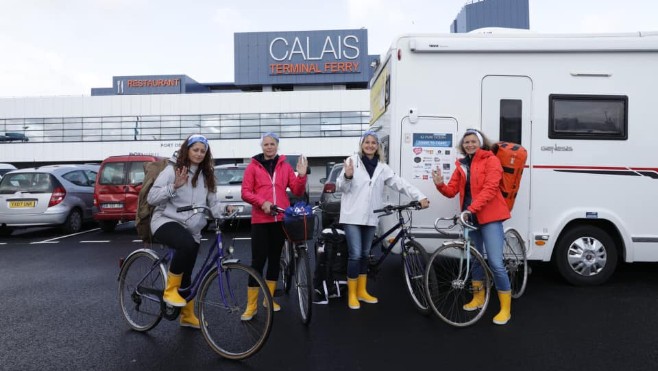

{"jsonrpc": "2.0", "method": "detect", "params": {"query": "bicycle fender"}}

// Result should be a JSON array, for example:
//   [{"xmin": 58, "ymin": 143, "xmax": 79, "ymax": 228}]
[{"xmin": 117, "ymin": 248, "xmax": 160, "ymax": 281}]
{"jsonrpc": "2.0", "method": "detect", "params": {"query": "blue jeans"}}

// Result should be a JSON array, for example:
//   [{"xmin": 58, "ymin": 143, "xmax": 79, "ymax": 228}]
[
  {"xmin": 343, "ymin": 224, "xmax": 377, "ymax": 279},
  {"xmin": 469, "ymin": 221, "xmax": 511, "ymax": 292}
]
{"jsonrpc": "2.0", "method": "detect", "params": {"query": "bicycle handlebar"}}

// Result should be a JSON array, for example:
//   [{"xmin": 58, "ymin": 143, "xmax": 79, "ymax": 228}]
[
  {"xmin": 373, "ymin": 200, "xmax": 422, "ymax": 215},
  {"xmin": 433, "ymin": 210, "xmax": 478, "ymax": 237},
  {"xmin": 176, "ymin": 204, "xmax": 240, "ymax": 220},
  {"xmin": 269, "ymin": 204, "xmax": 320, "ymax": 216}
]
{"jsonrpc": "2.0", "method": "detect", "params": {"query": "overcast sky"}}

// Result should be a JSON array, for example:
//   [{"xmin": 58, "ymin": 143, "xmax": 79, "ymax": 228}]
[{"xmin": 0, "ymin": 0, "xmax": 656, "ymax": 98}]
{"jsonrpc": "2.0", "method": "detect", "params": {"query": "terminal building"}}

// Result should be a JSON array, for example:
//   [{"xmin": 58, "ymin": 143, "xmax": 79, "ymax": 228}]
[
  {"xmin": 0, "ymin": 29, "xmax": 379, "ymax": 187},
  {"xmin": 451, "ymin": 0, "xmax": 529, "ymax": 33}
]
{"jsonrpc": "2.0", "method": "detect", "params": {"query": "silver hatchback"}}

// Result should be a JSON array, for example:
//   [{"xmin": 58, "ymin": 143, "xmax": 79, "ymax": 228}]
[
  {"xmin": 214, "ymin": 164, "xmax": 251, "ymax": 219},
  {"xmin": 0, "ymin": 164, "xmax": 99, "ymax": 236}
]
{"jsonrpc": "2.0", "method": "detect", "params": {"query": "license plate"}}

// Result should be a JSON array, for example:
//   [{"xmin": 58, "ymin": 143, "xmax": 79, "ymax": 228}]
[
  {"xmin": 101, "ymin": 203, "xmax": 124, "ymax": 209},
  {"xmin": 9, "ymin": 200, "xmax": 36, "ymax": 208},
  {"xmin": 230, "ymin": 205, "xmax": 245, "ymax": 212}
]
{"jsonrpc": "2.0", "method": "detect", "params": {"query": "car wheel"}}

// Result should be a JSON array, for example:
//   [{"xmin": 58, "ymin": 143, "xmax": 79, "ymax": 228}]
[
  {"xmin": 554, "ymin": 225, "xmax": 618, "ymax": 286},
  {"xmin": 99, "ymin": 220, "xmax": 118, "ymax": 232},
  {"xmin": 62, "ymin": 209, "xmax": 83, "ymax": 234}
]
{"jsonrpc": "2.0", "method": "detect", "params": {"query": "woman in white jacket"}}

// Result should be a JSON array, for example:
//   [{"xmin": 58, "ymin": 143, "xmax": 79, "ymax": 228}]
[{"xmin": 336, "ymin": 130, "xmax": 430, "ymax": 310}]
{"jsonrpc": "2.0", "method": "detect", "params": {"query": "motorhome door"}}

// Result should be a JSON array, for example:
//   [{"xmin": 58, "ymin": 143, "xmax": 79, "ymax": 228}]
[{"xmin": 481, "ymin": 75, "xmax": 532, "ymax": 249}]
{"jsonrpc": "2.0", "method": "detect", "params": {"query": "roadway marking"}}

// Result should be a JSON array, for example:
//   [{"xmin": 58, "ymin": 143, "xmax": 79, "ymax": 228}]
[
  {"xmin": 31, "ymin": 228, "xmax": 100, "ymax": 244},
  {"xmin": 81, "ymin": 240, "xmax": 111, "ymax": 243}
]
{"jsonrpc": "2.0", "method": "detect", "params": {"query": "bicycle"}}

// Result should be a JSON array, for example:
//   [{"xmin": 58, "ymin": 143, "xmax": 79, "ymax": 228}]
[
  {"xmin": 367, "ymin": 200, "xmax": 432, "ymax": 315},
  {"xmin": 423, "ymin": 211, "xmax": 528, "ymax": 327},
  {"xmin": 117, "ymin": 205, "xmax": 273, "ymax": 360},
  {"xmin": 275, "ymin": 204, "xmax": 320, "ymax": 325}
]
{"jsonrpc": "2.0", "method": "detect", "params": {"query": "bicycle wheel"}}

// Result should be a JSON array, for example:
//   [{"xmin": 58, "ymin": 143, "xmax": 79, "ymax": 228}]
[
  {"xmin": 280, "ymin": 240, "xmax": 293, "ymax": 294},
  {"xmin": 197, "ymin": 263, "xmax": 273, "ymax": 360},
  {"xmin": 118, "ymin": 249, "xmax": 166, "ymax": 332},
  {"xmin": 504, "ymin": 229, "xmax": 528, "ymax": 298},
  {"xmin": 401, "ymin": 240, "xmax": 432, "ymax": 315},
  {"xmin": 293, "ymin": 246, "xmax": 313, "ymax": 325},
  {"xmin": 424, "ymin": 242, "xmax": 491, "ymax": 327}
]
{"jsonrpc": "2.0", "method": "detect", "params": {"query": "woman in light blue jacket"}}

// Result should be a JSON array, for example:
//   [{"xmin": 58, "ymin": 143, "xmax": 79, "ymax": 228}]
[
  {"xmin": 148, "ymin": 134, "xmax": 226, "ymax": 329},
  {"xmin": 336, "ymin": 130, "xmax": 430, "ymax": 310}
]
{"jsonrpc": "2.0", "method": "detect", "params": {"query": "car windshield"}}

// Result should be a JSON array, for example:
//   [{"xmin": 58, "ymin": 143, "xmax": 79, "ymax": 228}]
[
  {"xmin": 0, "ymin": 173, "xmax": 54, "ymax": 194},
  {"xmin": 329, "ymin": 165, "xmax": 344, "ymax": 182},
  {"xmin": 215, "ymin": 168, "xmax": 245, "ymax": 185}
]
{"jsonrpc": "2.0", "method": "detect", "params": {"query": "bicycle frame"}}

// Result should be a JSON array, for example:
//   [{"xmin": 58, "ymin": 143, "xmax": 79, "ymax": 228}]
[
  {"xmin": 119, "ymin": 212, "xmax": 240, "ymax": 315},
  {"xmin": 435, "ymin": 214, "xmax": 494, "ymax": 284},
  {"xmin": 368, "ymin": 207, "xmax": 415, "ymax": 276}
]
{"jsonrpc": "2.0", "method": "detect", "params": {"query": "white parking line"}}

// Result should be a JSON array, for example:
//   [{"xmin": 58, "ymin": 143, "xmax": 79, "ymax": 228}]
[
  {"xmin": 81, "ymin": 240, "xmax": 110, "ymax": 243},
  {"xmin": 32, "ymin": 228, "xmax": 100, "ymax": 244}
]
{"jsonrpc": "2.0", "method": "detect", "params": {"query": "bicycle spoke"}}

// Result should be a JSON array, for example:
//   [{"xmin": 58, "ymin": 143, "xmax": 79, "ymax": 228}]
[
  {"xmin": 402, "ymin": 240, "xmax": 431, "ymax": 315},
  {"xmin": 294, "ymin": 247, "xmax": 312, "ymax": 325},
  {"xmin": 118, "ymin": 251, "xmax": 165, "ymax": 332},
  {"xmin": 197, "ymin": 264, "xmax": 272, "ymax": 360},
  {"xmin": 504, "ymin": 229, "xmax": 528, "ymax": 298},
  {"xmin": 425, "ymin": 243, "xmax": 490, "ymax": 327}
]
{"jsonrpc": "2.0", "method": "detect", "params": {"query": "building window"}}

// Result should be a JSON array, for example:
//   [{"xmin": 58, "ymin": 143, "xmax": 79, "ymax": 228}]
[
  {"xmin": 549, "ymin": 94, "xmax": 628, "ymax": 140},
  {"xmin": 500, "ymin": 99, "xmax": 522, "ymax": 144}
]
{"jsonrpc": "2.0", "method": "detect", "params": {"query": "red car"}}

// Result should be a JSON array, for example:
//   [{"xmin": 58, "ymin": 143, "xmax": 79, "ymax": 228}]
[{"xmin": 93, "ymin": 155, "xmax": 164, "ymax": 232}]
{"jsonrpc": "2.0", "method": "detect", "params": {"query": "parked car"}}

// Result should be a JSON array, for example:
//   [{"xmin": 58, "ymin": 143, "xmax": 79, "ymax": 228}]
[
  {"xmin": 93, "ymin": 155, "xmax": 164, "ymax": 232},
  {"xmin": 319, "ymin": 163, "xmax": 343, "ymax": 228},
  {"xmin": 214, "ymin": 164, "xmax": 251, "ymax": 219},
  {"xmin": 0, "ymin": 132, "xmax": 29, "ymax": 142},
  {"xmin": 0, "ymin": 164, "xmax": 99, "ymax": 236},
  {"xmin": 0, "ymin": 163, "xmax": 17, "ymax": 180}
]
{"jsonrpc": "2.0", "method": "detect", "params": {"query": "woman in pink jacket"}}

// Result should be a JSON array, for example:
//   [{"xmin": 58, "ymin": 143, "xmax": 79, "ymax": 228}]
[{"xmin": 240, "ymin": 132, "xmax": 308, "ymax": 321}]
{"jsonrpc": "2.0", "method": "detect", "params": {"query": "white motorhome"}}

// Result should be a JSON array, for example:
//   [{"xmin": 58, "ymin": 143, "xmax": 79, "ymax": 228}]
[{"xmin": 370, "ymin": 29, "xmax": 658, "ymax": 286}]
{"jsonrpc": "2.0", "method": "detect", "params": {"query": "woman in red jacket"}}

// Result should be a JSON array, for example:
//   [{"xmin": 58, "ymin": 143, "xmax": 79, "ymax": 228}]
[
  {"xmin": 432, "ymin": 129, "xmax": 512, "ymax": 325},
  {"xmin": 240, "ymin": 132, "xmax": 308, "ymax": 321}
]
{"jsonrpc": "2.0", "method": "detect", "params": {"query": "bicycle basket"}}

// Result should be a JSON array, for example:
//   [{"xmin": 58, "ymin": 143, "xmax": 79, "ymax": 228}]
[{"xmin": 282, "ymin": 202, "xmax": 315, "ymax": 242}]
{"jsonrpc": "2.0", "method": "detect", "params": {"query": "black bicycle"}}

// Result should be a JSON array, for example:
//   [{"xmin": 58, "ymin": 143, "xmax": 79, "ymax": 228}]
[
  {"xmin": 367, "ymin": 201, "xmax": 432, "ymax": 315},
  {"xmin": 117, "ymin": 206, "xmax": 273, "ymax": 360},
  {"xmin": 275, "ymin": 205, "xmax": 319, "ymax": 325}
]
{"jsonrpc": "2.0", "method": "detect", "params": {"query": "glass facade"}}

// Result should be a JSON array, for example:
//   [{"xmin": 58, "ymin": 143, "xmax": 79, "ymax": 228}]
[{"xmin": 0, "ymin": 111, "xmax": 370, "ymax": 143}]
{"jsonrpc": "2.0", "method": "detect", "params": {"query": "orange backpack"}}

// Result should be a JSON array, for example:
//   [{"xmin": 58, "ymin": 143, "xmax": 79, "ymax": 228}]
[{"xmin": 492, "ymin": 142, "xmax": 527, "ymax": 211}]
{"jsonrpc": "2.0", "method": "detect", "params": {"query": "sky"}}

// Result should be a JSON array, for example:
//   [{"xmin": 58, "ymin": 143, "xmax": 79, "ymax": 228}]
[{"xmin": 0, "ymin": 0, "xmax": 656, "ymax": 98}]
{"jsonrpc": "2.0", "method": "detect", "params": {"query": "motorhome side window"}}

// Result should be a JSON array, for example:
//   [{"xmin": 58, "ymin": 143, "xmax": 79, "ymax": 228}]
[
  {"xmin": 500, "ymin": 99, "xmax": 522, "ymax": 144},
  {"xmin": 549, "ymin": 95, "xmax": 628, "ymax": 140}
]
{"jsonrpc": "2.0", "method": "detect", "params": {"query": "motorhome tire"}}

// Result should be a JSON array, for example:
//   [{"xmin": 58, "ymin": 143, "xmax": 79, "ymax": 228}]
[{"xmin": 554, "ymin": 225, "xmax": 617, "ymax": 286}]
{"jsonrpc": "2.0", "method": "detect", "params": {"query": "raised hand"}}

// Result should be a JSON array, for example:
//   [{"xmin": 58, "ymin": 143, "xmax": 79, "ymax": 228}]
[
  {"xmin": 431, "ymin": 165, "xmax": 444, "ymax": 186},
  {"xmin": 344, "ymin": 157, "xmax": 354, "ymax": 178},
  {"xmin": 174, "ymin": 166, "xmax": 188, "ymax": 189},
  {"xmin": 296, "ymin": 155, "xmax": 308, "ymax": 176}
]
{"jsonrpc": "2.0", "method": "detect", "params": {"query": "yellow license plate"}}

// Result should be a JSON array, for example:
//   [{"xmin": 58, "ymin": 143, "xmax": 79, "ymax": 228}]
[{"xmin": 9, "ymin": 200, "xmax": 36, "ymax": 208}]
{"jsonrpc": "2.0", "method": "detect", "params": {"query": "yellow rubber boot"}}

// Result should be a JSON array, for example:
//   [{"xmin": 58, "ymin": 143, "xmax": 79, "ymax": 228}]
[
  {"xmin": 347, "ymin": 278, "xmax": 360, "ymax": 309},
  {"xmin": 180, "ymin": 299, "xmax": 200, "ymax": 329},
  {"xmin": 264, "ymin": 280, "xmax": 281, "ymax": 312},
  {"xmin": 463, "ymin": 280, "xmax": 485, "ymax": 311},
  {"xmin": 164, "ymin": 271, "xmax": 186, "ymax": 307},
  {"xmin": 356, "ymin": 274, "xmax": 378, "ymax": 304},
  {"xmin": 493, "ymin": 290, "xmax": 512, "ymax": 325},
  {"xmin": 241, "ymin": 287, "xmax": 260, "ymax": 321}
]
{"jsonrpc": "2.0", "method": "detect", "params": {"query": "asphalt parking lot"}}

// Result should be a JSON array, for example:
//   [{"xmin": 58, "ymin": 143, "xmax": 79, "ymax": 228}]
[{"xmin": 1, "ymin": 222, "xmax": 658, "ymax": 371}]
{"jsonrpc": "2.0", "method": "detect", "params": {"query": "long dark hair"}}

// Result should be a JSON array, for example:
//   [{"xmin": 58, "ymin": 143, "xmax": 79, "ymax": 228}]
[{"xmin": 176, "ymin": 135, "xmax": 216, "ymax": 190}]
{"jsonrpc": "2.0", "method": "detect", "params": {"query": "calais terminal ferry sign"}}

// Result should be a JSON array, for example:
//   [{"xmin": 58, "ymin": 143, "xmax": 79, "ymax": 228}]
[
  {"xmin": 268, "ymin": 34, "xmax": 361, "ymax": 75},
  {"xmin": 234, "ymin": 29, "xmax": 372, "ymax": 86}
]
